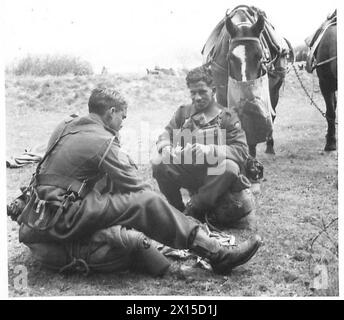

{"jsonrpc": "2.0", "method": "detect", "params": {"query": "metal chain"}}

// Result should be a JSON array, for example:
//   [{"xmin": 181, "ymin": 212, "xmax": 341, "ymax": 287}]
[{"xmin": 292, "ymin": 63, "xmax": 337, "ymax": 125}]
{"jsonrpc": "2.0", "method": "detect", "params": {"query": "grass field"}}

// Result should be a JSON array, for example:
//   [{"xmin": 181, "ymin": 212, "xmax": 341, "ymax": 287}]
[{"xmin": 6, "ymin": 68, "xmax": 338, "ymax": 297}]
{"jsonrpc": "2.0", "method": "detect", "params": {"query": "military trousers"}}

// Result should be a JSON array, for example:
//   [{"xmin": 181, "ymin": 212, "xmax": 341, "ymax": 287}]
[
  {"xmin": 152, "ymin": 159, "xmax": 249, "ymax": 212},
  {"xmin": 20, "ymin": 188, "xmax": 200, "ymax": 252},
  {"xmin": 24, "ymin": 224, "xmax": 171, "ymax": 276},
  {"xmin": 101, "ymin": 190, "xmax": 199, "ymax": 249}
]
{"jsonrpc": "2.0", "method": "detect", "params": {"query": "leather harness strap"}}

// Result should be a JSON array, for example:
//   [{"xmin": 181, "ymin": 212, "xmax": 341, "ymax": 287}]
[
  {"xmin": 34, "ymin": 174, "xmax": 89, "ymax": 198},
  {"xmin": 98, "ymin": 136, "xmax": 116, "ymax": 169}
]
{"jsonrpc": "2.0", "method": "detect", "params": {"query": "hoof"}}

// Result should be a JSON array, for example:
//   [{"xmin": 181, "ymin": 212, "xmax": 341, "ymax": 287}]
[
  {"xmin": 324, "ymin": 134, "xmax": 337, "ymax": 151},
  {"xmin": 324, "ymin": 143, "xmax": 337, "ymax": 151},
  {"xmin": 324, "ymin": 136, "xmax": 337, "ymax": 151},
  {"xmin": 265, "ymin": 146, "xmax": 275, "ymax": 154},
  {"xmin": 248, "ymin": 147, "xmax": 256, "ymax": 158}
]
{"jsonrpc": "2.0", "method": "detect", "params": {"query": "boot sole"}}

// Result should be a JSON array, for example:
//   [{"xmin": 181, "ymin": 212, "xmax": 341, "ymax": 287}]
[
  {"xmin": 229, "ymin": 238, "xmax": 262, "ymax": 270},
  {"xmin": 212, "ymin": 236, "xmax": 262, "ymax": 274}
]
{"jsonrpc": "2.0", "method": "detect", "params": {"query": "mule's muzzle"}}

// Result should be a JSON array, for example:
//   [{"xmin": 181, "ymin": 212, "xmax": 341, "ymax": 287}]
[{"xmin": 227, "ymin": 73, "xmax": 274, "ymax": 145}]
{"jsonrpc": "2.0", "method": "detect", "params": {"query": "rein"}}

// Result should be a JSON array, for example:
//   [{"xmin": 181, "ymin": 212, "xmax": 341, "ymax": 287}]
[
  {"xmin": 292, "ymin": 63, "xmax": 338, "ymax": 125},
  {"xmin": 313, "ymin": 56, "xmax": 337, "ymax": 70}
]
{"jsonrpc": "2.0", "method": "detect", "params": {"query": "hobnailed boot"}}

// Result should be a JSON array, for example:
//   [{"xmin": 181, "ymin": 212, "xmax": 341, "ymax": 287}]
[{"xmin": 190, "ymin": 228, "xmax": 262, "ymax": 275}]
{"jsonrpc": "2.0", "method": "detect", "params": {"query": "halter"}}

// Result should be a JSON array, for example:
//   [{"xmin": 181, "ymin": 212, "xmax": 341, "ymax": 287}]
[
  {"xmin": 313, "ymin": 56, "xmax": 337, "ymax": 70},
  {"xmin": 229, "ymin": 35, "xmax": 277, "ymax": 69},
  {"xmin": 227, "ymin": 36, "xmax": 269, "ymax": 79},
  {"xmin": 230, "ymin": 37, "xmax": 262, "ymax": 44}
]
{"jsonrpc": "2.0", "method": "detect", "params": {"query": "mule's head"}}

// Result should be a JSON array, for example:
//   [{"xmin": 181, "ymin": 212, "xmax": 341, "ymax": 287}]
[{"xmin": 225, "ymin": 13, "xmax": 265, "ymax": 81}]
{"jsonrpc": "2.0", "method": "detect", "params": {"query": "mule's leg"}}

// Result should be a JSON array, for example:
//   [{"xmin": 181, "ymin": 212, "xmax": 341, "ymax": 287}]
[
  {"xmin": 266, "ymin": 75, "xmax": 284, "ymax": 154},
  {"xmin": 265, "ymin": 134, "xmax": 275, "ymax": 154},
  {"xmin": 265, "ymin": 112, "xmax": 276, "ymax": 154},
  {"xmin": 324, "ymin": 91, "xmax": 337, "ymax": 151},
  {"xmin": 320, "ymin": 84, "xmax": 337, "ymax": 151},
  {"xmin": 248, "ymin": 144, "xmax": 257, "ymax": 158}
]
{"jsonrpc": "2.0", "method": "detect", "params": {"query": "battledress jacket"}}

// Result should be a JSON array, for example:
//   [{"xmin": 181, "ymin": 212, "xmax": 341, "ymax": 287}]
[
  {"xmin": 18, "ymin": 113, "xmax": 151, "ymax": 243},
  {"xmin": 156, "ymin": 103, "xmax": 249, "ymax": 169}
]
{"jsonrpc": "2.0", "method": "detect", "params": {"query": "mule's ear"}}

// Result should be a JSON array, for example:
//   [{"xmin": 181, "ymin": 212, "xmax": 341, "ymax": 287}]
[
  {"xmin": 225, "ymin": 16, "xmax": 239, "ymax": 37},
  {"xmin": 251, "ymin": 14, "xmax": 265, "ymax": 37}
]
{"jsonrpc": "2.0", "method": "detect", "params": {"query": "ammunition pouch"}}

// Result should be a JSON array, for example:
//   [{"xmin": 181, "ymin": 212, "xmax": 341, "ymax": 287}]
[
  {"xmin": 18, "ymin": 174, "xmax": 89, "ymax": 232},
  {"xmin": 191, "ymin": 125, "xmax": 224, "ymax": 146},
  {"xmin": 174, "ymin": 123, "xmax": 223, "ymax": 148}
]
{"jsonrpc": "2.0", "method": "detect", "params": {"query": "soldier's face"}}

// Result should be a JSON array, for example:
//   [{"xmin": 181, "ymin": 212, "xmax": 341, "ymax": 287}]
[
  {"xmin": 109, "ymin": 108, "xmax": 127, "ymax": 131},
  {"xmin": 188, "ymin": 81, "xmax": 215, "ymax": 112}
]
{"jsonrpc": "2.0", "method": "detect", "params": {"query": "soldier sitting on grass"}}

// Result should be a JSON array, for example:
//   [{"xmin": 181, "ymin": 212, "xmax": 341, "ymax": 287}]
[{"xmin": 8, "ymin": 87, "xmax": 262, "ymax": 277}]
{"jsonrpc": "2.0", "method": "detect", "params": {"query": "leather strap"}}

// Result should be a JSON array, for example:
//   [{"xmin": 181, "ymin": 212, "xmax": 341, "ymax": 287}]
[
  {"xmin": 98, "ymin": 136, "xmax": 116, "ymax": 169},
  {"xmin": 35, "ymin": 174, "xmax": 89, "ymax": 198}
]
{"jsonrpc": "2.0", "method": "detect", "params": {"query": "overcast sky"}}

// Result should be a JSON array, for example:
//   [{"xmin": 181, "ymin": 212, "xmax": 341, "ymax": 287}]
[{"xmin": 2, "ymin": 0, "xmax": 339, "ymax": 72}]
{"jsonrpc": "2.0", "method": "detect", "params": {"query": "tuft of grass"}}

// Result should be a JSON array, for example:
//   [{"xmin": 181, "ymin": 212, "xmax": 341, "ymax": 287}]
[{"xmin": 8, "ymin": 54, "xmax": 93, "ymax": 76}]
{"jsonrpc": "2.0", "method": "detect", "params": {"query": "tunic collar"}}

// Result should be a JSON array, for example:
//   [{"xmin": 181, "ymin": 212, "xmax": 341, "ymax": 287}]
[{"xmin": 88, "ymin": 113, "xmax": 119, "ymax": 138}]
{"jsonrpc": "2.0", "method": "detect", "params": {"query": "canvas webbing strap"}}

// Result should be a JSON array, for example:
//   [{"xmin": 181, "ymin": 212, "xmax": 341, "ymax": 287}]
[
  {"xmin": 98, "ymin": 136, "xmax": 116, "ymax": 169},
  {"xmin": 35, "ymin": 122, "xmax": 80, "ymax": 175},
  {"xmin": 35, "ymin": 174, "xmax": 89, "ymax": 198}
]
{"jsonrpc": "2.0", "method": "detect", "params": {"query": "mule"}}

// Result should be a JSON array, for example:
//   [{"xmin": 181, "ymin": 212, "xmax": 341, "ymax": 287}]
[
  {"xmin": 202, "ymin": 6, "xmax": 293, "ymax": 157},
  {"xmin": 315, "ymin": 24, "xmax": 337, "ymax": 151}
]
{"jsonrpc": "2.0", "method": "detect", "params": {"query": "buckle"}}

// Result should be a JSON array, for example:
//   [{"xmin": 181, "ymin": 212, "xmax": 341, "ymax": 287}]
[{"xmin": 77, "ymin": 181, "xmax": 87, "ymax": 198}]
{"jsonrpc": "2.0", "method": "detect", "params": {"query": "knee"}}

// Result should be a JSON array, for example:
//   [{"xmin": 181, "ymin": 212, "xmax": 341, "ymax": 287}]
[
  {"xmin": 207, "ymin": 159, "xmax": 239, "ymax": 178},
  {"xmin": 151, "ymin": 161, "xmax": 166, "ymax": 179},
  {"xmin": 220, "ymin": 159, "xmax": 240, "ymax": 178},
  {"xmin": 139, "ymin": 190, "xmax": 163, "ymax": 206}
]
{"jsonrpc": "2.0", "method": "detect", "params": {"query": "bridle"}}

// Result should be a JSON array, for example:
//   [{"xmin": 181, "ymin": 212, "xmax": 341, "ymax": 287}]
[
  {"xmin": 313, "ymin": 56, "xmax": 337, "ymax": 70},
  {"xmin": 227, "ymin": 36, "xmax": 268, "ymax": 79},
  {"xmin": 206, "ymin": 19, "xmax": 280, "ymax": 85}
]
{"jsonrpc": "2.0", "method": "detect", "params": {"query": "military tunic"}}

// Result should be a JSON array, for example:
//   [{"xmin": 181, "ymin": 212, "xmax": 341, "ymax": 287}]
[
  {"xmin": 19, "ymin": 113, "xmax": 199, "ymax": 250},
  {"xmin": 152, "ymin": 103, "xmax": 250, "ymax": 212}
]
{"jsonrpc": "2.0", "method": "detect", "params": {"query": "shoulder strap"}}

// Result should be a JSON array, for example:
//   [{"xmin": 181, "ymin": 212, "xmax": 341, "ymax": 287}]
[
  {"xmin": 35, "ymin": 122, "xmax": 79, "ymax": 175},
  {"xmin": 98, "ymin": 136, "xmax": 116, "ymax": 169}
]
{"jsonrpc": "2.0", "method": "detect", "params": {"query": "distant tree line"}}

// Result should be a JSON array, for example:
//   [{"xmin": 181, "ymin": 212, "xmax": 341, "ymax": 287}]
[
  {"xmin": 7, "ymin": 54, "xmax": 94, "ymax": 76},
  {"xmin": 294, "ymin": 43, "xmax": 309, "ymax": 62}
]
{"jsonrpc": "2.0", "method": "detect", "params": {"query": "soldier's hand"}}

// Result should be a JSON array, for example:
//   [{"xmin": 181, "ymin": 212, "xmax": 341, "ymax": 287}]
[
  {"xmin": 192, "ymin": 143, "xmax": 213, "ymax": 158},
  {"xmin": 161, "ymin": 145, "xmax": 173, "ymax": 157},
  {"xmin": 161, "ymin": 145, "xmax": 179, "ymax": 163},
  {"xmin": 151, "ymin": 145, "xmax": 174, "ymax": 165}
]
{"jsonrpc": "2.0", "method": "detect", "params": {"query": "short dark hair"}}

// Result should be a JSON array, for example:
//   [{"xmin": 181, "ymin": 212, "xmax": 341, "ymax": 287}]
[
  {"xmin": 186, "ymin": 65, "xmax": 213, "ymax": 87},
  {"xmin": 88, "ymin": 88, "xmax": 127, "ymax": 115}
]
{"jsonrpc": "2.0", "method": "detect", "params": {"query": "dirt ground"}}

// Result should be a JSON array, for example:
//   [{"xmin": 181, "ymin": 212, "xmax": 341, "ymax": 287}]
[{"xmin": 6, "ymin": 68, "xmax": 338, "ymax": 297}]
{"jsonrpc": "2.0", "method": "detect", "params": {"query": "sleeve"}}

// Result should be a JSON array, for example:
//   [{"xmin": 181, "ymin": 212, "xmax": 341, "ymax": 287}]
[
  {"xmin": 212, "ymin": 111, "xmax": 249, "ymax": 166},
  {"xmin": 156, "ymin": 106, "xmax": 185, "ymax": 152},
  {"xmin": 99, "ymin": 139, "xmax": 152, "ymax": 193}
]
